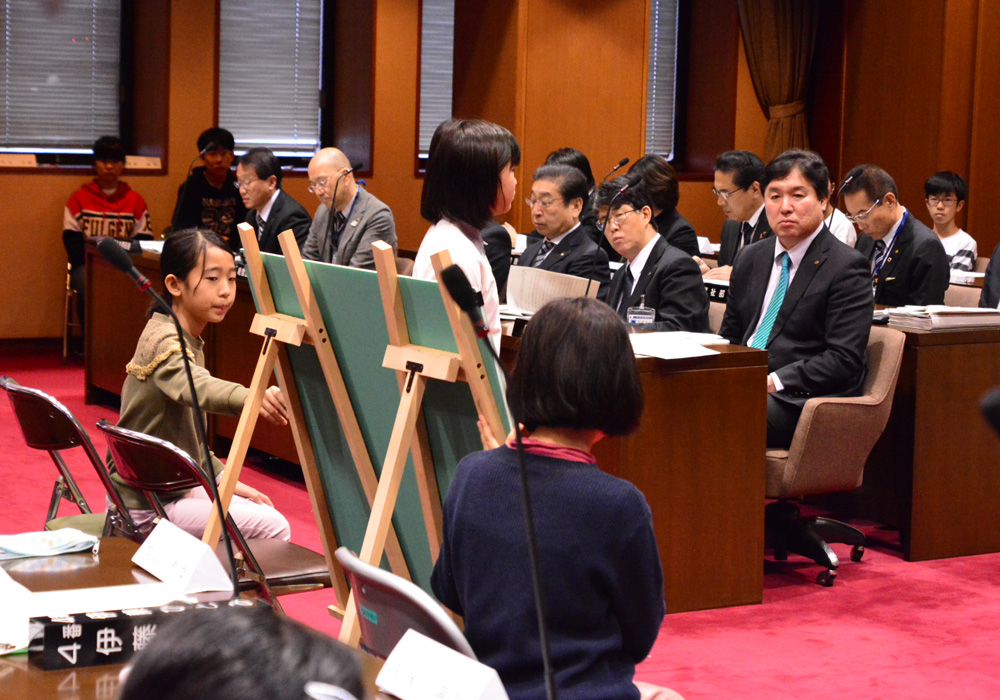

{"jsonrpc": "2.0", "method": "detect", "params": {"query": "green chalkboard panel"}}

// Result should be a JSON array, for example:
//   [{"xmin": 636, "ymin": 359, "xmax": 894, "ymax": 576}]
[{"xmin": 248, "ymin": 254, "xmax": 507, "ymax": 593}]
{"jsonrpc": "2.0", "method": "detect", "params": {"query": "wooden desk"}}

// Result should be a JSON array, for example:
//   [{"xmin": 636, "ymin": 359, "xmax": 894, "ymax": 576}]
[
  {"xmin": 83, "ymin": 244, "xmax": 298, "ymax": 463},
  {"xmin": 502, "ymin": 339, "xmax": 769, "ymax": 613},
  {"xmin": 0, "ymin": 538, "xmax": 149, "ymax": 700},
  {"xmin": 836, "ymin": 327, "xmax": 1000, "ymax": 560}
]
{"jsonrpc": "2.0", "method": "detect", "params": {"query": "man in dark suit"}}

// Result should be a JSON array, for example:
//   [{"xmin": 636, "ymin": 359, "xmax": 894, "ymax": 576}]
[
  {"xmin": 236, "ymin": 147, "xmax": 311, "ymax": 255},
  {"xmin": 515, "ymin": 164, "xmax": 611, "ymax": 299},
  {"xmin": 302, "ymin": 147, "xmax": 397, "ymax": 268},
  {"xmin": 979, "ymin": 243, "xmax": 1000, "ymax": 308},
  {"xmin": 702, "ymin": 150, "xmax": 773, "ymax": 281},
  {"xmin": 596, "ymin": 176, "xmax": 709, "ymax": 332},
  {"xmin": 844, "ymin": 164, "xmax": 949, "ymax": 307},
  {"xmin": 720, "ymin": 150, "xmax": 873, "ymax": 448}
]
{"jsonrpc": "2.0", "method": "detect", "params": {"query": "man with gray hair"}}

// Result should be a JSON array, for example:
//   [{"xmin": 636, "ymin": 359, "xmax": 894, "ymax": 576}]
[
  {"xmin": 302, "ymin": 147, "xmax": 397, "ymax": 268},
  {"xmin": 515, "ymin": 164, "xmax": 610, "ymax": 299}
]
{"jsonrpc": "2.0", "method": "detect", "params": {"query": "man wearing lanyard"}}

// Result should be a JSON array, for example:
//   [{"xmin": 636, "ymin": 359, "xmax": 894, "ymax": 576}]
[
  {"xmin": 301, "ymin": 148, "xmax": 397, "ymax": 268},
  {"xmin": 720, "ymin": 150, "xmax": 873, "ymax": 449},
  {"xmin": 843, "ymin": 164, "xmax": 950, "ymax": 307}
]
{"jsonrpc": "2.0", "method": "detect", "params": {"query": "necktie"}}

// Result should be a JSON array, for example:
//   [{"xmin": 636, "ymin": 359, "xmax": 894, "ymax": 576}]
[
  {"xmin": 332, "ymin": 210, "xmax": 347, "ymax": 248},
  {"xmin": 871, "ymin": 239, "xmax": 887, "ymax": 291},
  {"xmin": 532, "ymin": 240, "xmax": 554, "ymax": 268},
  {"xmin": 256, "ymin": 213, "xmax": 266, "ymax": 240},
  {"xmin": 741, "ymin": 221, "xmax": 754, "ymax": 247},
  {"xmin": 750, "ymin": 252, "xmax": 790, "ymax": 349},
  {"xmin": 617, "ymin": 266, "xmax": 635, "ymax": 318}
]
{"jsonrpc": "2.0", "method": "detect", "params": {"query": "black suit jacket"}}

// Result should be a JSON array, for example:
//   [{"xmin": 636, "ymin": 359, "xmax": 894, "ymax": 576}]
[
  {"xmin": 654, "ymin": 209, "xmax": 700, "ymax": 257},
  {"xmin": 980, "ymin": 242, "xmax": 1000, "ymax": 308},
  {"xmin": 515, "ymin": 227, "xmax": 611, "ymax": 300},
  {"xmin": 606, "ymin": 235, "xmax": 710, "ymax": 332},
  {"xmin": 718, "ymin": 215, "xmax": 773, "ymax": 267},
  {"xmin": 482, "ymin": 223, "xmax": 513, "ymax": 293},
  {"xmin": 854, "ymin": 213, "xmax": 949, "ymax": 307},
  {"xmin": 720, "ymin": 227, "xmax": 873, "ymax": 403},
  {"xmin": 246, "ymin": 190, "xmax": 312, "ymax": 255}
]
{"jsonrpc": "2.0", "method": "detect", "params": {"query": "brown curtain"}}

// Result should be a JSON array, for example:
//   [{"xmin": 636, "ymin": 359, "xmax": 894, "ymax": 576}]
[{"xmin": 738, "ymin": 0, "xmax": 821, "ymax": 160}]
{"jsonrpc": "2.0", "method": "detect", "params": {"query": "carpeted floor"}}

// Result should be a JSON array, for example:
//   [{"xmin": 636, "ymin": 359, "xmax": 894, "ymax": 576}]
[{"xmin": 4, "ymin": 341, "xmax": 1000, "ymax": 699}]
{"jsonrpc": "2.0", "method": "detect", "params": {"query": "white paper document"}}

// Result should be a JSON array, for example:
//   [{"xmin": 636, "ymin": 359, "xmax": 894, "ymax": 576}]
[
  {"xmin": 629, "ymin": 332, "xmax": 722, "ymax": 360},
  {"xmin": 377, "ymin": 629, "xmax": 509, "ymax": 700},
  {"xmin": 132, "ymin": 519, "xmax": 233, "ymax": 595},
  {"xmin": 503, "ymin": 265, "xmax": 599, "ymax": 317}
]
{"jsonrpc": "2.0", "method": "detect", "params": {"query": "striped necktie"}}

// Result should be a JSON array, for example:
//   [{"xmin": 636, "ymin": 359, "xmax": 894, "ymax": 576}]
[
  {"xmin": 532, "ymin": 240, "xmax": 554, "ymax": 267},
  {"xmin": 750, "ymin": 252, "xmax": 790, "ymax": 349},
  {"xmin": 871, "ymin": 239, "xmax": 887, "ymax": 292},
  {"xmin": 256, "ymin": 213, "xmax": 266, "ymax": 240}
]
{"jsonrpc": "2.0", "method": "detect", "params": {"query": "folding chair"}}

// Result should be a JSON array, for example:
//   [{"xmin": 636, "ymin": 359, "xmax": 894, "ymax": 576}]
[
  {"xmin": 335, "ymin": 546, "xmax": 475, "ymax": 659},
  {"xmin": 1, "ymin": 376, "xmax": 136, "ymax": 539},
  {"xmin": 96, "ymin": 420, "xmax": 331, "ymax": 610}
]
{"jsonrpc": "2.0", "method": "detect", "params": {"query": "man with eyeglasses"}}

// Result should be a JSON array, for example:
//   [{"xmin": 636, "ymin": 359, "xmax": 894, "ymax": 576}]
[
  {"xmin": 843, "ymin": 164, "xmax": 949, "ymax": 307},
  {"xmin": 596, "ymin": 176, "xmax": 709, "ymax": 331},
  {"xmin": 702, "ymin": 150, "xmax": 773, "ymax": 281},
  {"xmin": 301, "ymin": 147, "xmax": 397, "ymax": 268},
  {"xmin": 514, "ymin": 164, "xmax": 610, "ymax": 299},
  {"xmin": 237, "ymin": 147, "xmax": 311, "ymax": 255}
]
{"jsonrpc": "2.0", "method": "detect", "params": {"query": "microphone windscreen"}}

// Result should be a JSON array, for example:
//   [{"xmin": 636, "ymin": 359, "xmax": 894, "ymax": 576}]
[
  {"xmin": 617, "ymin": 157, "xmax": 630, "ymax": 168},
  {"xmin": 981, "ymin": 387, "xmax": 1000, "ymax": 438},
  {"xmin": 440, "ymin": 265, "xmax": 480, "ymax": 313},
  {"xmin": 97, "ymin": 236, "xmax": 135, "ymax": 274},
  {"xmin": 623, "ymin": 171, "xmax": 643, "ymax": 189}
]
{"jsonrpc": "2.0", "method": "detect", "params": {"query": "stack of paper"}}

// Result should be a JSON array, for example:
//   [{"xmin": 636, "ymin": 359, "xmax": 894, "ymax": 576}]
[
  {"xmin": 500, "ymin": 266, "xmax": 599, "ymax": 319},
  {"xmin": 629, "ymin": 332, "xmax": 724, "ymax": 360},
  {"xmin": 950, "ymin": 270, "xmax": 985, "ymax": 285},
  {"xmin": 887, "ymin": 305, "xmax": 1000, "ymax": 330}
]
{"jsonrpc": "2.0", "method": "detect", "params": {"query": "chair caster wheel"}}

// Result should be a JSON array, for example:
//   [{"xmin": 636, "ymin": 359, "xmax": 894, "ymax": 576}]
[
  {"xmin": 817, "ymin": 569, "xmax": 836, "ymax": 587},
  {"xmin": 850, "ymin": 545, "xmax": 865, "ymax": 562}
]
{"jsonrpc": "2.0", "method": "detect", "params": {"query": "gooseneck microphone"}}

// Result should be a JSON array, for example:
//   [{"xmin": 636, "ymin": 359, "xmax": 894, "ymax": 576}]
[
  {"xmin": 601, "ymin": 157, "xmax": 630, "ymax": 183},
  {"xmin": 97, "ymin": 237, "xmax": 240, "ymax": 599},
  {"xmin": 440, "ymin": 264, "xmax": 557, "ymax": 700}
]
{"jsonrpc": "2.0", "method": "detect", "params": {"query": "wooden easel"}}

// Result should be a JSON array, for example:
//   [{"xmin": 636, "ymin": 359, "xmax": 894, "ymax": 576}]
[
  {"xmin": 201, "ymin": 223, "xmax": 411, "ymax": 609},
  {"xmin": 336, "ymin": 242, "xmax": 506, "ymax": 645}
]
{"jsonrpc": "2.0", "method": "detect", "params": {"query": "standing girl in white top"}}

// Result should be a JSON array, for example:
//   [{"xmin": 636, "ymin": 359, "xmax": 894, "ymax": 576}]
[{"xmin": 412, "ymin": 119, "xmax": 520, "ymax": 347}]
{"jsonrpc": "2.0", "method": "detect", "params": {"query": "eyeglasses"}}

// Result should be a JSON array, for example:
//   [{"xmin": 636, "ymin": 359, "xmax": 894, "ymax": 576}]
[
  {"xmin": 926, "ymin": 196, "xmax": 958, "ymax": 207},
  {"xmin": 712, "ymin": 186, "xmax": 746, "ymax": 201},
  {"xmin": 525, "ymin": 196, "xmax": 563, "ymax": 210},
  {"xmin": 845, "ymin": 196, "xmax": 884, "ymax": 224},
  {"xmin": 596, "ymin": 208, "xmax": 636, "ymax": 232},
  {"xmin": 235, "ymin": 178, "xmax": 260, "ymax": 191},
  {"xmin": 307, "ymin": 177, "xmax": 330, "ymax": 194}
]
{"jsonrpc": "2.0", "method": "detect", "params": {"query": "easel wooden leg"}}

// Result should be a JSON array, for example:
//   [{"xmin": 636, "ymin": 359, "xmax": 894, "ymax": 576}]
[
  {"xmin": 201, "ymin": 328, "xmax": 279, "ymax": 545},
  {"xmin": 339, "ymin": 367, "xmax": 428, "ymax": 646}
]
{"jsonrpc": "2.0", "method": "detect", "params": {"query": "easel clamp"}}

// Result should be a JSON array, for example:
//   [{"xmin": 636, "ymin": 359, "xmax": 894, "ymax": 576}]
[
  {"xmin": 382, "ymin": 345, "xmax": 461, "ymax": 383},
  {"xmin": 249, "ymin": 313, "xmax": 308, "ymax": 347}
]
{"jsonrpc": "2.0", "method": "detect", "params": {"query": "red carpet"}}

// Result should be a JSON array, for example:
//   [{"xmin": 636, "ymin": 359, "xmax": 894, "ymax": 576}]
[{"xmin": 4, "ymin": 341, "xmax": 1000, "ymax": 698}]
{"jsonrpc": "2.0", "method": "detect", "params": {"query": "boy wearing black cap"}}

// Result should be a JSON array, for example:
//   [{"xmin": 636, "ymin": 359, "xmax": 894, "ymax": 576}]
[{"xmin": 171, "ymin": 127, "xmax": 247, "ymax": 250}]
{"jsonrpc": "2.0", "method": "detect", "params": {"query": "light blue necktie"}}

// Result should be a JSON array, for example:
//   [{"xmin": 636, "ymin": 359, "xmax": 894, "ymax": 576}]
[{"xmin": 750, "ymin": 252, "xmax": 790, "ymax": 349}]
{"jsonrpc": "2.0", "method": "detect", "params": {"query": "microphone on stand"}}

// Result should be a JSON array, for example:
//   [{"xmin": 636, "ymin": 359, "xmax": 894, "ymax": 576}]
[
  {"xmin": 439, "ymin": 264, "xmax": 558, "ymax": 700},
  {"xmin": 97, "ymin": 238, "xmax": 241, "ymax": 600},
  {"xmin": 600, "ymin": 157, "xmax": 630, "ymax": 183}
]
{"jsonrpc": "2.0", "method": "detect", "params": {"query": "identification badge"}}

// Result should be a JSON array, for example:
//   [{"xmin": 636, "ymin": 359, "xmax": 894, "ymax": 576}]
[{"xmin": 626, "ymin": 295, "xmax": 655, "ymax": 325}]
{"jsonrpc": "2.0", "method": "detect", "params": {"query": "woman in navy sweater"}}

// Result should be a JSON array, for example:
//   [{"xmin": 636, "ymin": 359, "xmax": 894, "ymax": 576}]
[{"xmin": 431, "ymin": 297, "xmax": 683, "ymax": 700}]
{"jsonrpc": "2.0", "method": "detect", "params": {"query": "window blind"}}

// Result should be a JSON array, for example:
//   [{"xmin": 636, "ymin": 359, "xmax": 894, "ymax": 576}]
[
  {"xmin": 0, "ymin": 0, "xmax": 120, "ymax": 152},
  {"xmin": 418, "ymin": 0, "xmax": 454, "ymax": 157},
  {"xmin": 218, "ymin": 0, "xmax": 322, "ymax": 155},
  {"xmin": 645, "ymin": 0, "xmax": 679, "ymax": 160}
]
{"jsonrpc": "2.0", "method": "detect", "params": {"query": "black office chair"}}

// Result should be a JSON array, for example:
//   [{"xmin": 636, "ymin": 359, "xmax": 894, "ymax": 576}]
[
  {"xmin": 334, "ymin": 546, "xmax": 475, "ymax": 660},
  {"xmin": 1, "ymin": 376, "xmax": 136, "ymax": 539},
  {"xmin": 96, "ymin": 420, "xmax": 332, "ymax": 610}
]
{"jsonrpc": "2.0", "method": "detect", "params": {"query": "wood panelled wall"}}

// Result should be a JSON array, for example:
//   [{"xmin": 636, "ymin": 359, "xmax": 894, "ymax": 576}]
[{"xmin": 3, "ymin": 0, "xmax": 999, "ymax": 339}]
